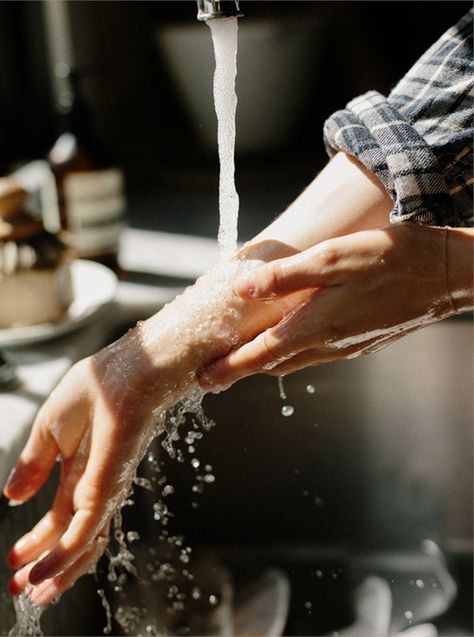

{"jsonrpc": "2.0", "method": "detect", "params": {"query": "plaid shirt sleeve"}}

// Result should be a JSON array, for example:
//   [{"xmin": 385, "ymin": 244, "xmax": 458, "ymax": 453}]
[{"xmin": 323, "ymin": 9, "xmax": 473, "ymax": 227}]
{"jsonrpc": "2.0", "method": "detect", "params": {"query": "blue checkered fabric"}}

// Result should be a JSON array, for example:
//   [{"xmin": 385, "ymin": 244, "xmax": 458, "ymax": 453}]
[{"xmin": 324, "ymin": 9, "xmax": 473, "ymax": 227}]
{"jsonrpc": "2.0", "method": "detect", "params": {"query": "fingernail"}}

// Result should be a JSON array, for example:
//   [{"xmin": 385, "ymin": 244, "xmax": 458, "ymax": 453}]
[
  {"xmin": 8, "ymin": 499, "xmax": 25, "ymax": 507},
  {"xmin": 234, "ymin": 277, "xmax": 257, "ymax": 298},
  {"xmin": 4, "ymin": 465, "xmax": 29, "ymax": 499},
  {"xmin": 29, "ymin": 555, "xmax": 56, "ymax": 586},
  {"xmin": 4, "ymin": 467, "xmax": 19, "ymax": 493}
]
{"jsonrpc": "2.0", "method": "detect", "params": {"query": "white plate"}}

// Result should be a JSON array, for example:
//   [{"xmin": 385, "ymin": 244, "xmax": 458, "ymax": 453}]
[{"xmin": 0, "ymin": 260, "xmax": 118, "ymax": 348}]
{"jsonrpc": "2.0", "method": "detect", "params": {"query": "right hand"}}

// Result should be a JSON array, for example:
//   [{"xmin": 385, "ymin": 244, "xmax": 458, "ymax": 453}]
[{"xmin": 199, "ymin": 224, "xmax": 456, "ymax": 385}]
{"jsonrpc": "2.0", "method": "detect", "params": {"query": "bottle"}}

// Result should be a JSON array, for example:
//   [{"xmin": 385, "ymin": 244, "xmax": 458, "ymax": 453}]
[{"xmin": 48, "ymin": 66, "xmax": 126, "ymax": 270}]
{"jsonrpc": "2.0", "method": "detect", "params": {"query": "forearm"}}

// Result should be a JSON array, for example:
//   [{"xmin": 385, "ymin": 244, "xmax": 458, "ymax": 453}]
[
  {"xmin": 94, "ymin": 152, "xmax": 394, "ymax": 411},
  {"xmin": 252, "ymin": 151, "xmax": 393, "ymax": 250},
  {"xmin": 94, "ymin": 258, "xmax": 293, "ymax": 415}
]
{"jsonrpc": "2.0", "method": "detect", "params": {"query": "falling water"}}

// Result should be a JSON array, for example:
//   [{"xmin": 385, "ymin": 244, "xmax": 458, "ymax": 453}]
[
  {"xmin": 208, "ymin": 17, "xmax": 240, "ymax": 259},
  {"xmin": 8, "ymin": 592, "xmax": 44, "ymax": 637},
  {"xmin": 8, "ymin": 17, "xmax": 239, "ymax": 637}
]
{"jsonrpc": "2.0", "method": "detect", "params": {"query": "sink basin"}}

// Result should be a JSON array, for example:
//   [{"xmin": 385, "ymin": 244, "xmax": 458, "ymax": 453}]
[{"xmin": 0, "ymin": 313, "xmax": 472, "ymax": 636}]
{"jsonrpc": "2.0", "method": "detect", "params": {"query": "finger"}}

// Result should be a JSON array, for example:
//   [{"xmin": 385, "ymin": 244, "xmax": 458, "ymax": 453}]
[
  {"xmin": 267, "ymin": 329, "xmax": 411, "ymax": 376},
  {"xmin": 3, "ymin": 423, "xmax": 59, "ymax": 504},
  {"xmin": 234, "ymin": 241, "xmax": 349, "ymax": 300},
  {"xmin": 29, "ymin": 533, "xmax": 109, "ymax": 607},
  {"xmin": 28, "ymin": 508, "xmax": 102, "ymax": 586},
  {"xmin": 199, "ymin": 328, "xmax": 296, "ymax": 389},
  {"xmin": 7, "ymin": 509, "xmax": 69, "ymax": 570},
  {"xmin": 8, "ymin": 443, "xmax": 88, "ymax": 570},
  {"xmin": 8, "ymin": 560, "xmax": 37, "ymax": 597}
]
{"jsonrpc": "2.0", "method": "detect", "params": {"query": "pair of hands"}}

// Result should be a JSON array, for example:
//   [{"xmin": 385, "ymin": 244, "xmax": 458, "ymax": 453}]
[
  {"xmin": 3, "ymin": 221, "xmax": 455, "ymax": 606},
  {"xmin": 200, "ymin": 222, "xmax": 454, "ymax": 385}
]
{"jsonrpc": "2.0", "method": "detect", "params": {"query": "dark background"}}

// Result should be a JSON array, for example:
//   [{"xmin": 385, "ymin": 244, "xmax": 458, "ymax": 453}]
[{"xmin": 0, "ymin": 1, "xmax": 470, "ymax": 239}]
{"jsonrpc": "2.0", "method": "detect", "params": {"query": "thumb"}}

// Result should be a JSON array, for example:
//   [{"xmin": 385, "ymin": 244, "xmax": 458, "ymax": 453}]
[{"xmin": 234, "ymin": 241, "xmax": 345, "ymax": 300}]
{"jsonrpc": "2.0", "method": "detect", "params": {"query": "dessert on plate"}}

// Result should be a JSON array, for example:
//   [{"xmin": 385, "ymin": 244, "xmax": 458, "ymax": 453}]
[{"xmin": 0, "ymin": 177, "xmax": 74, "ymax": 329}]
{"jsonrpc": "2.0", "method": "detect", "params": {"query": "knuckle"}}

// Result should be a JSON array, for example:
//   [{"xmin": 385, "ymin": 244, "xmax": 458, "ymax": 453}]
[
  {"xmin": 315, "ymin": 244, "xmax": 339, "ymax": 268},
  {"xmin": 264, "ymin": 261, "xmax": 284, "ymax": 295}
]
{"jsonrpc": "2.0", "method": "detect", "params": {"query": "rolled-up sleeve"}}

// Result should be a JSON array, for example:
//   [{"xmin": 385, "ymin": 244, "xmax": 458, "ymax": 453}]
[{"xmin": 323, "ymin": 10, "xmax": 473, "ymax": 227}]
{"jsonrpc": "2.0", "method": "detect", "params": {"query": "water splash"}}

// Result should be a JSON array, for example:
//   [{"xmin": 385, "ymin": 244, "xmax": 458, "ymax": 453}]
[
  {"xmin": 278, "ymin": 376, "xmax": 287, "ymax": 400},
  {"xmin": 277, "ymin": 376, "xmax": 295, "ymax": 417},
  {"xmin": 9, "ymin": 19, "xmax": 237, "ymax": 637},
  {"xmin": 8, "ymin": 592, "xmax": 44, "ymax": 637},
  {"xmin": 96, "ymin": 588, "xmax": 113, "ymax": 635}
]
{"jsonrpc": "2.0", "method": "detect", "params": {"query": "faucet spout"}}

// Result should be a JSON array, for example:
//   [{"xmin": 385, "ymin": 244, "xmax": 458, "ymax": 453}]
[{"xmin": 196, "ymin": 0, "xmax": 242, "ymax": 21}]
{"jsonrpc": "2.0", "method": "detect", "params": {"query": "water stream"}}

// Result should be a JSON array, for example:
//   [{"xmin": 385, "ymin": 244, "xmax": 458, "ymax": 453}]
[
  {"xmin": 207, "ymin": 17, "xmax": 240, "ymax": 259},
  {"xmin": 8, "ymin": 18, "xmax": 241, "ymax": 637}
]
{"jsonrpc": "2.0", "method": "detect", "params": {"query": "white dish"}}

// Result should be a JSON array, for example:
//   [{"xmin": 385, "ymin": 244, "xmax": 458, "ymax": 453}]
[{"xmin": 0, "ymin": 260, "xmax": 118, "ymax": 348}]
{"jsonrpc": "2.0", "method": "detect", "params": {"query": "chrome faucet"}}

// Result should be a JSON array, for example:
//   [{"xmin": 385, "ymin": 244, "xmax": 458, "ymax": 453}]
[{"xmin": 196, "ymin": 0, "xmax": 242, "ymax": 21}]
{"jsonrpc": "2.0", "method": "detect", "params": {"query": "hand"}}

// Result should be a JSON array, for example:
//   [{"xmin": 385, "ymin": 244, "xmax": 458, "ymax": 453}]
[
  {"xmin": 2, "ymin": 252, "xmax": 292, "ymax": 606},
  {"xmin": 199, "ymin": 224, "xmax": 456, "ymax": 385},
  {"xmin": 3, "ymin": 331, "xmax": 158, "ymax": 606}
]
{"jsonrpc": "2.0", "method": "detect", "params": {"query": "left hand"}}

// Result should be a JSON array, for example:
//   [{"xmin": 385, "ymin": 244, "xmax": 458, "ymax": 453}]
[
  {"xmin": 199, "ymin": 223, "xmax": 455, "ymax": 385},
  {"xmin": 3, "ymin": 336, "xmax": 160, "ymax": 607}
]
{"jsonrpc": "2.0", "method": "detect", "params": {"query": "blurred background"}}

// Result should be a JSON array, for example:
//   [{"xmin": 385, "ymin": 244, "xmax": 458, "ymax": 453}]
[
  {"xmin": 0, "ymin": 3, "xmax": 472, "ymax": 634},
  {"xmin": 0, "ymin": 0, "xmax": 471, "ymax": 241}
]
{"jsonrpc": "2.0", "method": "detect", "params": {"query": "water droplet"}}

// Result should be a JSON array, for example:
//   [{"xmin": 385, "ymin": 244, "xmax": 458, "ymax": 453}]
[
  {"xmin": 209, "ymin": 594, "xmax": 218, "ymax": 606},
  {"xmin": 191, "ymin": 587, "xmax": 201, "ymax": 600},
  {"xmin": 162, "ymin": 484, "xmax": 174, "ymax": 497},
  {"xmin": 415, "ymin": 579, "xmax": 424, "ymax": 588},
  {"xmin": 134, "ymin": 476, "xmax": 154, "ymax": 491},
  {"xmin": 316, "ymin": 569, "xmax": 323, "ymax": 578},
  {"xmin": 278, "ymin": 376, "xmax": 287, "ymax": 400},
  {"xmin": 168, "ymin": 584, "xmax": 178, "ymax": 597},
  {"xmin": 204, "ymin": 473, "xmax": 215, "ymax": 483},
  {"xmin": 306, "ymin": 384, "xmax": 316, "ymax": 394},
  {"xmin": 304, "ymin": 601, "xmax": 312, "ymax": 610},
  {"xmin": 405, "ymin": 610, "xmax": 414, "ymax": 621},
  {"xmin": 314, "ymin": 497, "xmax": 324, "ymax": 507},
  {"xmin": 281, "ymin": 405, "xmax": 294, "ymax": 417},
  {"xmin": 126, "ymin": 531, "xmax": 140, "ymax": 543},
  {"xmin": 172, "ymin": 601, "xmax": 184, "ymax": 611},
  {"xmin": 96, "ymin": 588, "xmax": 112, "ymax": 635},
  {"xmin": 191, "ymin": 458, "xmax": 200, "ymax": 470}
]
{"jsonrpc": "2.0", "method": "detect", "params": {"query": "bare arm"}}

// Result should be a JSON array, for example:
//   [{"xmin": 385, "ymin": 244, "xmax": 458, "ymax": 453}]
[{"xmin": 2, "ymin": 152, "xmax": 398, "ymax": 605}]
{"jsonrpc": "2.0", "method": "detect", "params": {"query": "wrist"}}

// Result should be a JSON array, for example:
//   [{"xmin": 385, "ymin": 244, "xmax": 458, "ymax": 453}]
[
  {"xmin": 445, "ymin": 227, "xmax": 474, "ymax": 313},
  {"xmin": 92, "ymin": 329, "xmax": 159, "ymax": 418}
]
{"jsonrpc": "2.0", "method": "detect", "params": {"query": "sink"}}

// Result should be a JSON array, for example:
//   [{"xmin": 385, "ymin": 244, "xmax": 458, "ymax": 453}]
[{"xmin": 0, "ymin": 311, "xmax": 472, "ymax": 636}]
